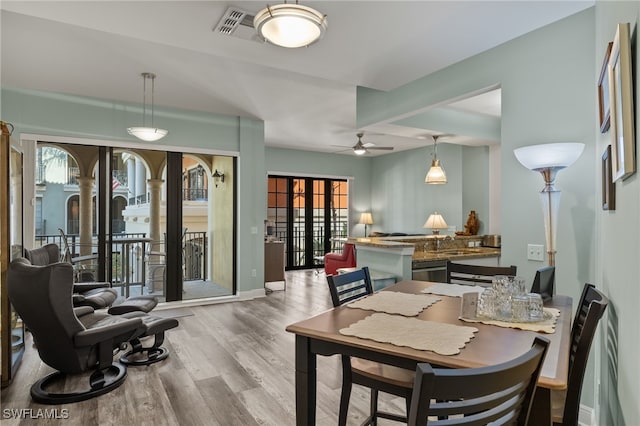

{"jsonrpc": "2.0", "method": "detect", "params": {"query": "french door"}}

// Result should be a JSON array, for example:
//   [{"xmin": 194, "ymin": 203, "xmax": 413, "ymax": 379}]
[{"xmin": 267, "ymin": 175, "xmax": 348, "ymax": 270}]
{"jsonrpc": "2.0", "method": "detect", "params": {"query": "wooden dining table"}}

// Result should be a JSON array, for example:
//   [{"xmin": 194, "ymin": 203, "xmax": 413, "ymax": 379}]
[{"xmin": 285, "ymin": 280, "xmax": 572, "ymax": 426}]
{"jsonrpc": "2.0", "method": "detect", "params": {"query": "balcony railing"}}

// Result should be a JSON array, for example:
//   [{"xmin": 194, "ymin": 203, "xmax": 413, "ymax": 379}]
[{"xmin": 35, "ymin": 231, "xmax": 208, "ymax": 282}]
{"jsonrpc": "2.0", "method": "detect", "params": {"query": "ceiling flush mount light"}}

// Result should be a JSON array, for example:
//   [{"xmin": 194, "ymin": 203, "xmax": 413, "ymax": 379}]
[
  {"xmin": 127, "ymin": 72, "xmax": 168, "ymax": 142},
  {"xmin": 253, "ymin": 1, "xmax": 327, "ymax": 48},
  {"xmin": 423, "ymin": 212, "xmax": 448, "ymax": 235},
  {"xmin": 425, "ymin": 135, "xmax": 447, "ymax": 184},
  {"xmin": 514, "ymin": 142, "xmax": 584, "ymax": 266}
]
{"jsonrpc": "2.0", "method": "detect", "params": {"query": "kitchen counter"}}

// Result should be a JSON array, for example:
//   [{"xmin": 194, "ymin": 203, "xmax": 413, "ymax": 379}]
[{"xmin": 351, "ymin": 235, "xmax": 501, "ymax": 282}]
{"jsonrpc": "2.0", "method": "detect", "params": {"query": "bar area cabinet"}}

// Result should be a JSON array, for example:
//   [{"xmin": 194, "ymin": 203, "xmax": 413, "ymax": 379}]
[
  {"xmin": 1, "ymin": 121, "xmax": 25, "ymax": 387},
  {"xmin": 264, "ymin": 241, "xmax": 285, "ymax": 289}
]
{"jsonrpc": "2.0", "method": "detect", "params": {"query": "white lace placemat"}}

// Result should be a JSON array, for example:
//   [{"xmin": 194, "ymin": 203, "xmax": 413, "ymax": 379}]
[
  {"xmin": 346, "ymin": 291, "xmax": 441, "ymax": 316},
  {"xmin": 459, "ymin": 307, "xmax": 561, "ymax": 334},
  {"xmin": 340, "ymin": 313, "xmax": 478, "ymax": 355},
  {"xmin": 420, "ymin": 283, "xmax": 486, "ymax": 298}
]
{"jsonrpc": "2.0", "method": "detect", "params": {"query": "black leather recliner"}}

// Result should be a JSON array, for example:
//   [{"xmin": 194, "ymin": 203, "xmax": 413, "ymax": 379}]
[
  {"xmin": 8, "ymin": 258, "xmax": 145, "ymax": 404},
  {"xmin": 24, "ymin": 243, "xmax": 118, "ymax": 309}
]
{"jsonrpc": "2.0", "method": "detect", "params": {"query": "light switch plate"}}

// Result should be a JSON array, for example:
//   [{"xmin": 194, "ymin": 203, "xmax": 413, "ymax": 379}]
[{"xmin": 527, "ymin": 244, "xmax": 544, "ymax": 261}]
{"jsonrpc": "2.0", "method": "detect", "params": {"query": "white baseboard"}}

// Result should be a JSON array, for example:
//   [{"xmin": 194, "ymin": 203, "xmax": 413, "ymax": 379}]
[
  {"xmin": 579, "ymin": 404, "xmax": 595, "ymax": 426},
  {"xmin": 155, "ymin": 287, "xmax": 267, "ymax": 310}
]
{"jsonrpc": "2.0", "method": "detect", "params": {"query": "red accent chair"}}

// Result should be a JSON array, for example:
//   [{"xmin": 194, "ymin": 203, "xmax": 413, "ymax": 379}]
[{"xmin": 324, "ymin": 243, "xmax": 356, "ymax": 275}]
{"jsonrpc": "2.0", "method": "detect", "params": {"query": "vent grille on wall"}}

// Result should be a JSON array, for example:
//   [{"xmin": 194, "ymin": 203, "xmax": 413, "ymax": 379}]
[{"xmin": 214, "ymin": 7, "xmax": 260, "ymax": 42}]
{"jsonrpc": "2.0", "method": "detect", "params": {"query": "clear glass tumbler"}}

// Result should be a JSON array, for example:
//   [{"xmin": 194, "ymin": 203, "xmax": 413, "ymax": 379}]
[
  {"xmin": 511, "ymin": 294, "xmax": 530, "ymax": 322},
  {"xmin": 527, "ymin": 293, "xmax": 544, "ymax": 321},
  {"xmin": 478, "ymin": 288, "xmax": 496, "ymax": 318}
]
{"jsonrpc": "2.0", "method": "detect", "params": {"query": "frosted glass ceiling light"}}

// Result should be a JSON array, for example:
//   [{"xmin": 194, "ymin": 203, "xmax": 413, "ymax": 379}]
[
  {"xmin": 254, "ymin": 2, "xmax": 327, "ymax": 48},
  {"xmin": 127, "ymin": 73, "xmax": 168, "ymax": 142},
  {"xmin": 425, "ymin": 135, "xmax": 447, "ymax": 184},
  {"xmin": 514, "ymin": 142, "xmax": 584, "ymax": 266}
]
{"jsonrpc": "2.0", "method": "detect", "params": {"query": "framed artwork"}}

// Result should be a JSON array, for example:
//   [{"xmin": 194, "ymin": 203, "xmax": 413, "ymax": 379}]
[
  {"xmin": 609, "ymin": 23, "xmax": 636, "ymax": 182},
  {"xmin": 602, "ymin": 145, "xmax": 615, "ymax": 211},
  {"xmin": 597, "ymin": 42, "xmax": 613, "ymax": 133}
]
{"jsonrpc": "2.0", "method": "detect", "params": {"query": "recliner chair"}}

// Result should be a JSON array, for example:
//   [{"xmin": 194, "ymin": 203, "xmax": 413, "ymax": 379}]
[
  {"xmin": 8, "ymin": 258, "xmax": 145, "ymax": 404},
  {"xmin": 24, "ymin": 243, "xmax": 118, "ymax": 309}
]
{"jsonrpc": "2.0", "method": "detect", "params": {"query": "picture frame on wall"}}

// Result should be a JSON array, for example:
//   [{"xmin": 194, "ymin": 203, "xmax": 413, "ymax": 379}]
[
  {"xmin": 597, "ymin": 42, "xmax": 613, "ymax": 133},
  {"xmin": 602, "ymin": 145, "xmax": 615, "ymax": 211},
  {"xmin": 608, "ymin": 23, "xmax": 636, "ymax": 182}
]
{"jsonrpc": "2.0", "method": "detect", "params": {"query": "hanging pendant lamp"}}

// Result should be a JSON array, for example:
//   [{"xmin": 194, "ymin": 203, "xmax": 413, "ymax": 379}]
[
  {"xmin": 127, "ymin": 72, "xmax": 168, "ymax": 142},
  {"xmin": 425, "ymin": 135, "xmax": 447, "ymax": 184}
]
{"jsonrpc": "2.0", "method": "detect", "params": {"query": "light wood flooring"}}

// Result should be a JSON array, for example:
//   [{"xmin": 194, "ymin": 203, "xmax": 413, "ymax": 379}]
[{"xmin": 1, "ymin": 270, "xmax": 407, "ymax": 426}]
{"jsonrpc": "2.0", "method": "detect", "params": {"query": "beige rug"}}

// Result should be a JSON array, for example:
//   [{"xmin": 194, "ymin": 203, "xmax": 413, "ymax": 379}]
[
  {"xmin": 347, "ymin": 291, "xmax": 441, "ymax": 316},
  {"xmin": 340, "ymin": 312, "xmax": 478, "ymax": 355},
  {"xmin": 421, "ymin": 282, "xmax": 486, "ymax": 298}
]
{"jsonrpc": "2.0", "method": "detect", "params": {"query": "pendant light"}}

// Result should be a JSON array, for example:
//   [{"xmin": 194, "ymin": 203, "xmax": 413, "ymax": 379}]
[
  {"xmin": 425, "ymin": 135, "xmax": 447, "ymax": 184},
  {"xmin": 254, "ymin": 1, "xmax": 328, "ymax": 48},
  {"xmin": 127, "ymin": 72, "xmax": 168, "ymax": 142}
]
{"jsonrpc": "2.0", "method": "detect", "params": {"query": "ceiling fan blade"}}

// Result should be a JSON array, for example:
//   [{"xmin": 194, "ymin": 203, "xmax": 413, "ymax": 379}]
[{"xmin": 367, "ymin": 146, "xmax": 394, "ymax": 150}]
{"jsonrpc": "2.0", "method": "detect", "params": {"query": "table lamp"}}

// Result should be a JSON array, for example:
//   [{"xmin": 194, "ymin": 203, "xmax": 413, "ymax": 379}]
[
  {"xmin": 423, "ymin": 212, "xmax": 448, "ymax": 234},
  {"xmin": 513, "ymin": 142, "xmax": 584, "ymax": 266},
  {"xmin": 359, "ymin": 212, "xmax": 373, "ymax": 237}
]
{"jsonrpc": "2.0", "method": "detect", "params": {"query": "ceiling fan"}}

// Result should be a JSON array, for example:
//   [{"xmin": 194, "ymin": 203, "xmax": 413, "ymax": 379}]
[{"xmin": 349, "ymin": 132, "xmax": 394, "ymax": 155}]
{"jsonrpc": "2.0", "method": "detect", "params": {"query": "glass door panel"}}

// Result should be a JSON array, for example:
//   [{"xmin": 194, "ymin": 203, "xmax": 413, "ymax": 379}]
[
  {"xmin": 181, "ymin": 154, "xmax": 235, "ymax": 300},
  {"xmin": 268, "ymin": 176, "xmax": 348, "ymax": 270}
]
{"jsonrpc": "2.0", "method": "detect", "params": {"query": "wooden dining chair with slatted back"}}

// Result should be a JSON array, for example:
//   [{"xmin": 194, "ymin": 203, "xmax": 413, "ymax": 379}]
[
  {"xmin": 326, "ymin": 267, "xmax": 415, "ymax": 426},
  {"xmin": 446, "ymin": 261, "xmax": 517, "ymax": 287},
  {"xmin": 408, "ymin": 336, "xmax": 550, "ymax": 426},
  {"xmin": 552, "ymin": 283, "xmax": 608, "ymax": 425}
]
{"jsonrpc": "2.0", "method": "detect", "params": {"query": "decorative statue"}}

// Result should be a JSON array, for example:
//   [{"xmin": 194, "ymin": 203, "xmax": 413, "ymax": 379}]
[{"xmin": 464, "ymin": 210, "xmax": 480, "ymax": 235}]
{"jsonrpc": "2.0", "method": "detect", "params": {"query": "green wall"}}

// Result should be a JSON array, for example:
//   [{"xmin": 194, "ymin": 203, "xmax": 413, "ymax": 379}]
[
  {"xmin": 595, "ymin": 3, "xmax": 640, "ymax": 424},
  {"xmin": 358, "ymin": 7, "xmax": 602, "ymax": 417},
  {"xmin": 462, "ymin": 146, "xmax": 491, "ymax": 235}
]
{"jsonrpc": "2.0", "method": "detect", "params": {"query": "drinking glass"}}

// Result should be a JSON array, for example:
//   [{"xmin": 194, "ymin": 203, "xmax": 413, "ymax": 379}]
[
  {"xmin": 527, "ymin": 293, "xmax": 544, "ymax": 321},
  {"xmin": 511, "ymin": 294, "xmax": 530, "ymax": 322},
  {"xmin": 478, "ymin": 288, "xmax": 496, "ymax": 318}
]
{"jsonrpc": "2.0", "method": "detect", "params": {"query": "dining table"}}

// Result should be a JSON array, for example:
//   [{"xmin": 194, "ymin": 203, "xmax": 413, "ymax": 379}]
[{"xmin": 285, "ymin": 280, "xmax": 572, "ymax": 426}]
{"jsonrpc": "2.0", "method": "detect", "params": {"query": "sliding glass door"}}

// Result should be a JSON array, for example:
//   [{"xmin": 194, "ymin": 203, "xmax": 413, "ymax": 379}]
[
  {"xmin": 34, "ymin": 141, "xmax": 236, "ymax": 302},
  {"xmin": 267, "ymin": 175, "xmax": 348, "ymax": 270}
]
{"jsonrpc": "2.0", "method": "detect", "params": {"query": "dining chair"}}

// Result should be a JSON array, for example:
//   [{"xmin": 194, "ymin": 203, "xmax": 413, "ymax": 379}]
[
  {"xmin": 326, "ymin": 267, "xmax": 415, "ymax": 425},
  {"xmin": 407, "ymin": 336, "xmax": 550, "ymax": 425},
  {"xmin": 552, "ymin": 283, "xmax": 608, "ymax": 425},
  {"xmin": 446, "ymin": 261, "xmax": 517, "ymax": 286}
]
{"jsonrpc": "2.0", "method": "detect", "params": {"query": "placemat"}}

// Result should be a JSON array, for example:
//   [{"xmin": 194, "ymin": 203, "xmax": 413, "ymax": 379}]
[
  {"xmin": 420, "ymin": 282, "xmax": 486, "ymax": 298},
  {"xmin": 340, "ymin": 312, "xmax": 478, "ymax": 355},
  {"xmin": 459, "ymin": 307, "xmax": 561, "ymax": 334},
  {"xmin": 347, "ymin": 291, "xmax": 441, "ymax": 316}
]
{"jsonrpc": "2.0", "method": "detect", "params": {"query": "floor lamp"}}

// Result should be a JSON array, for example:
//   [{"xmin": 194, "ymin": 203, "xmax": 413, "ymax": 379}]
[{"xmin": 514, "ymin": 143, "xmax": 584, "ymax": 266}]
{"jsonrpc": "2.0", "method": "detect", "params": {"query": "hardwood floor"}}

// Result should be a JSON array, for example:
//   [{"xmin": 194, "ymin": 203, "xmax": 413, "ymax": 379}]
[{"xmin": 1, "ymin": 270, "xmax": 407, "ymax": 425}]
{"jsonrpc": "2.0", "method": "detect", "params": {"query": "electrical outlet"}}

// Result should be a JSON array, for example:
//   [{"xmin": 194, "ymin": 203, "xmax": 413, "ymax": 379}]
[
  {"xmin": 251, "ymin": 269, "xmax": 257, "ymax": 277},
  {"xmin": 527, "ymin": 244, "xmax": 544, "ymax": 261}
]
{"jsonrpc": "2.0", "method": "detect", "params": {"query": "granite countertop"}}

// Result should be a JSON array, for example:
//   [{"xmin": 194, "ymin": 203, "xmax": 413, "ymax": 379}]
[
  {"xmin": 413, "ymin": 247, "xmax": 501, "ymax": 262},
  {"xmin": 348, "ymin": 237, "xmax": 414, "ymax": 248}
]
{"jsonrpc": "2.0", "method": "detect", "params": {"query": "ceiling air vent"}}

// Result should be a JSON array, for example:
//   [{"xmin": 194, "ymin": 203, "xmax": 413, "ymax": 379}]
[{"xmin": 214, "ymin": 7, "xmax": 260, "ymax": 42}]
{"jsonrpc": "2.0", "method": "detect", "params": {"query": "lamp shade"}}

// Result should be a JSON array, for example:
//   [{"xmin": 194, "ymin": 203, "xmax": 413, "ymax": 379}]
[
  {"xmin": 423, "ymin": 212, "xmax": 448, "ymax": 232},
  {"xmin": 254, "ymin": 3, "xmax": 327, "ymax": 48},
  {"xmin": 425, "ymin": 159, "xmax": 447, "ymax": 184},
  {"xmin": 514, "ymin": 143, "xmax": 584, "ymax": 171},
  {"xmin": 359, "ymin": 212, "xmax": 373, "ymax": 225}
]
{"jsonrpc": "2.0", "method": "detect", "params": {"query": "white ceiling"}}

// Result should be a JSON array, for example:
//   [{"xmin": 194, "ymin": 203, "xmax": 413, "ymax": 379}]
[{"xmin": 0, "ymin": 1, "xmax": 593, "ymax": 155}]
